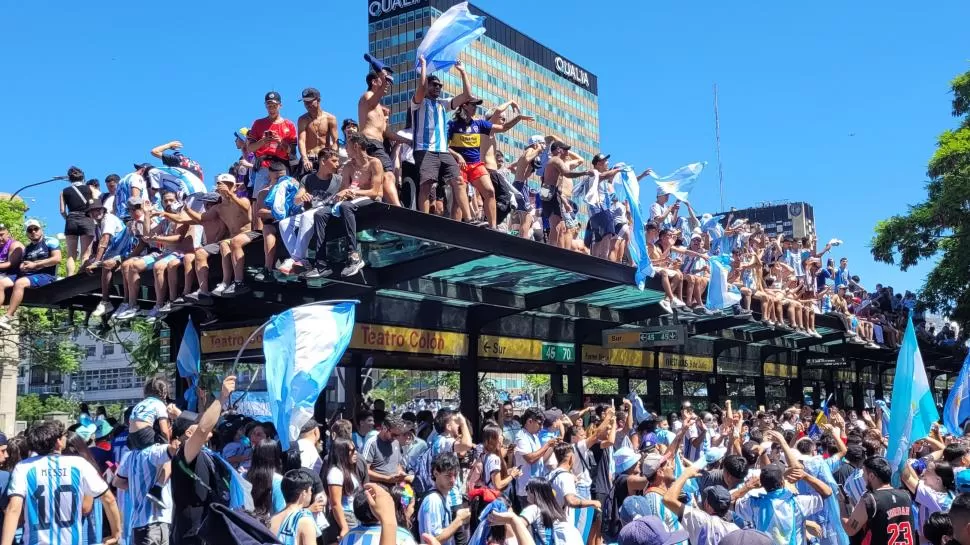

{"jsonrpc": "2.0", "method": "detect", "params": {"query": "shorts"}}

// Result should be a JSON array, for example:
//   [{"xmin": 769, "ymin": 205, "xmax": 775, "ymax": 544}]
[
  {"xmin": 142, "ymin": 252, "xmax": 180, "ymax": 270},
  {"xmin": 541, "ymin": 195, "xmax": 562, "ymax": 220},
  {"xmin": 513, "ymin": 181, "xmax": 535, "ymax": 212},
  {"xmin": 24, "ymin": 273, "xmax": 55, "ymax": 287},
  {"xmin": 489, "ymin": 170, "xmax": 513, "ymax": 224},
  {"xmin": 460, "ymin": 161, "xmax": 489, "ymax": 183},
  {"xmin": 132, "ymin": 522, "xmax": 170, "ymax": 545},
  {"xmin": 199, "ymin": 231, "xmax": 261, "ymax": 255},
  {"xmin": 365, "ymin": 138, "xmax": 394, "ymax": 172},
  {"xmin": 589, "ymin": 210, "xmax": 616, "ymax": 243},
  {"xmin": 64, "ymin": 212, "xmax": 95, "ymax": 237},
  {"xmin": 250, "ymin": 167, "xmax": 272, "ymax": 197},
  {"xmin": 415, "ymin": 150, "xmax": 461, "ymax": 185}
]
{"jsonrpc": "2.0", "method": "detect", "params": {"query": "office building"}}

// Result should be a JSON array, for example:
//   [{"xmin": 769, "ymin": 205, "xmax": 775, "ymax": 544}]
[
  {"xmin": 367, "ymin": 0, "xmax": 600, "ymax": 162},
  {"xmin": 728, "ymin": 201, "xmax": 816, "ymax": 241}
]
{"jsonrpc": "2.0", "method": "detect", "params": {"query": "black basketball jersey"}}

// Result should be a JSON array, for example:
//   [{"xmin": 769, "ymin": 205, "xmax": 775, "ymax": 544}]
[{"xmin": 862, "ymin": 488, "xmax": 915, "ymax": 545}]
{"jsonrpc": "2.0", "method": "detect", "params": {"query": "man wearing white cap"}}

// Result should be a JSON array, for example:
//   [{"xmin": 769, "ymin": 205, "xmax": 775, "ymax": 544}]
[
  {"xmin": 648, "ymin": 188, "xmax": 673, "ymax": 227},
  {"xmin": 0, "ymin": 220, "xmax": 62, "ymax": 330}
]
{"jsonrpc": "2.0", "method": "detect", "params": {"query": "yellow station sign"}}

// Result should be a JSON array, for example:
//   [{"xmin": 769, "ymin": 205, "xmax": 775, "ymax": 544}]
[
  {"xmin": 657, "ymin": 353, "xmax": 714, "ymax": 373},
  {"xmin": 763, "ymin": 362, "xmax": 797, "ymax": 378},
  {"xmin": 581, "ymin": 345, "xmax": 653, "ymax": 368}
]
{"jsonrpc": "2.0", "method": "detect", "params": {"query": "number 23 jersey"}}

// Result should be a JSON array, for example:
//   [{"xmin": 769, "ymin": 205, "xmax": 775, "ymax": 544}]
[{"xmin": 8, "ymin": 454, "xmax": 109, "ymax": 545}]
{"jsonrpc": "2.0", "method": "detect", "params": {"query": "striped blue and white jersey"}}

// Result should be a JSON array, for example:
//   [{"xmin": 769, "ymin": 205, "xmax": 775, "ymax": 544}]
[
  {"xmin": 843, "ymin": 468, "xmax": 867, "ymax": 508},
  {"xmin": 7, "ymin": 454, "xmax": 109, "ymax": 545},
  {"xmin": 410, "ymin": 97, "xmax": 454, "ymax": 153},
  {"xmin": 276, "ymin": 509, "xmax": 314, "ymax": 545},
  {"xmin": 339, "ymin": 525, "xmax": 417, "ymax": 545},
  {"xmin": 117, "ymin": 444, "xmax": 172, "ymax": 530},
  {"xmin": 114, "ymin": 173, "xmax": 147, "ymax": 219},
  {"xmin": 147, "ymin": 166, "xmax": 206, "ymax": 200},
  {"xmin": 418, "ymin": 491, "xmax": 454, "ymax": 545},
  {"xmin": 80, "ymin": 495, "xmax": 102, "ymax": 545}
]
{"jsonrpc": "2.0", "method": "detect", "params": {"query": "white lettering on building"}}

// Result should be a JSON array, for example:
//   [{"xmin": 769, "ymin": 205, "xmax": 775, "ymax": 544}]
[
  {"xmin": 554, "ymin": 56, "xmax": 590, "ymax": 88},
  {"xmin": 369, "ymin": 0, "xmax": 421, "ymax": 18}
]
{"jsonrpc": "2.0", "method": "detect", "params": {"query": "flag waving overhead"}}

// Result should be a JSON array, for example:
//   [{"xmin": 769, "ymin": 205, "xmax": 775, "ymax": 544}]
[
  {"xmin": 705, "ymin": 255, "xmax": 741, "ymax": 310},
  {"xmin": 944, "ymin": 351, "xmax": 970, "ymax": 435},
  {"xmin": 612, "ymin": 166, "xmax": 655, "ymax": 288},
  {"xmin": 647, "ymin": 162, "xmax": 707, "ymax": 202},
  {"xmin": 264, "ymin": 302, "xmax": 356, "ymax": 450},
  {"xmin": 414, "ymin": 2, "xmax": 486, "ymax": 73},
  {"xmin": 888, "ymin": 314, "xmax": 940, "ymax": 485},
  {"xmin": 807, "ymin": 394, "xmax": 833, "ymax": 441},
  {"xmin": 176, "ymin": 316, "xmax": 201, "ymax": 411}
]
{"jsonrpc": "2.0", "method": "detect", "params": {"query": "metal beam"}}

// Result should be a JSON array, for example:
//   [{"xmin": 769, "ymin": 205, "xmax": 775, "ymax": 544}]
[{"xmin": 690, "ymin": 315, "xmax": 752, "ymax": 335}]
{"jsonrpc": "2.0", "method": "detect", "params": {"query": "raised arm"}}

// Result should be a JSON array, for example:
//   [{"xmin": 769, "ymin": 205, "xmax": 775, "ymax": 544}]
[
  {"xmin": 151, "ymin": 140, "xmax": 182, "ymax": 159},
  {"xmin": 413, "ymin": 55, "xmax": 428, "ymax": 105},
  {"xmin": 184, "ymin": 375, "xmax": 234, "ymax": 463},
  {"xmin": 491, "ymin": 114, "xmax": 534, "ymax": 134},
  {"xmin": 450, "ymin": 60, "xmax": 472, "ymax": 109},
  {"xmin": 663, "ymin": 463, "xmax": 701, "ymax": 517}
]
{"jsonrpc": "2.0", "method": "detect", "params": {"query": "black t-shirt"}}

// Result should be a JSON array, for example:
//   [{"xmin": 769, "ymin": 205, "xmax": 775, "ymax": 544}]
[
  {"xmin": 172, "ymin": 448, "xmax": 228, "ymax": 545},
  {"xmin": 589, "ymin": 443, "xmax": 613, "ymax": 497},
  {"xmin": 833, "ymin": 461, "xmax": 855, "ymax": 487},
  {"xmin": 62, "ymin": 183, "xmax": 93, "ymax": 213},
  {"xmin": 301, "ymin": 172, "xmax": 340, "ymax": 208}
]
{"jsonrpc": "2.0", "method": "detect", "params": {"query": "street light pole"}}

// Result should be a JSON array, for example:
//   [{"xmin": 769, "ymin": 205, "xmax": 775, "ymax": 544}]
[{"xmin": 8, "ymin": 176, "xmax": 68, "ymax": 200}]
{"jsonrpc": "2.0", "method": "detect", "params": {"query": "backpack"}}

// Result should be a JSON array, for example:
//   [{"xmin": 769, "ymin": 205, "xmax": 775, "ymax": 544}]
[
  {"xmin": 601, "ymin": 476, "xmax": 622, "ymax": 539},
  {"xmin": 412, "ymin": 443, "xmax": 436, "ymax": 498}
]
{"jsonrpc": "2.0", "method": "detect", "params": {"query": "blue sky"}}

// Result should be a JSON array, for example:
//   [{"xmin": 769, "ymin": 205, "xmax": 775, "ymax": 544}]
[{"xmin": 1, "ymin": 0, "xmax": 967, "ymax": 295}]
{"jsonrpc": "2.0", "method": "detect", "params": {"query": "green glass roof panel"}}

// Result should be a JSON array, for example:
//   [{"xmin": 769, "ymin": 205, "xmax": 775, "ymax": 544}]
[
  {"xmin": 376, "ymin": 288, "xmax": 478, "ymax": 307},
  {"xmin": 567, "ymin": 285, "xmax": 666, "ymax": 309},
  {"xmin": 358, "ymin": 231, "xmax": 455, "ymax": 268},
  {"xmin": 426, "ymin": 255, "xmax": 588, "ymax": 294}
]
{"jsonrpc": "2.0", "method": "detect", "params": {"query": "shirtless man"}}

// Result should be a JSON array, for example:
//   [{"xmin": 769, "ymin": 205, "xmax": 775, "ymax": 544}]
[
  {"xmin": 359, "ymin": 69, "xmax": 401, "ymax": 206},
  {"xmin": 509, "ymin": 136, "xmax": 545, "ymax": 240},
  {"xmin": 297, "ymin": 88, "xmax": 338, "ymax": 176},
  {"xmin": 305, "ymin": 134, "xmax": 384, "ymax": 279},
  {"xmin": 542, "ymin": 141, "xmax": 589, "ymax": 249},
  {"xmin": 166, "ymin": 175, "xmax": 256, "ymax": 306}
]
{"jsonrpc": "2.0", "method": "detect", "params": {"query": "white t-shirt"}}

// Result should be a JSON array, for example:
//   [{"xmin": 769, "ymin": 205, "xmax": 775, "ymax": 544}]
[
  {"xmin": 8, "ymin": 454, "xmax": 109, "ymax": 545},
  {"xmin": 483, "ymin": 452, "xmax": 502, "ymax": 488},
  {"xmin": 571, "ymin": 442, "xmax": 593, "ymax": 489},
  {"xmin": 326, "ymin": 466, "xmax": 360, "ymax": 511},
  {"xmin": 549, "ymin": 468, "xmax": 578, "ymax": 521},
  {"xmin": 680, "ymin": 506, "xmax": 739, "ymax": 545},
  {"xmin": 298, "ymin": 438, "xmax": 323, "ymax": 474},
  {"xmin": 396, "ymin": 130, "xmax": 415, "ymax": 164},
  {"xmin": 514, "ymin": 429, "xmax": 544, "ymax": 494}
]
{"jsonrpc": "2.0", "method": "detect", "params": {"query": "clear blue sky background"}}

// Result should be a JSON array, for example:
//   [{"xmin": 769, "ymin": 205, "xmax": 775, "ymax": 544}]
[{"xmin": 2, "ymin": 0, "xmax": 967, "ymax": 295}]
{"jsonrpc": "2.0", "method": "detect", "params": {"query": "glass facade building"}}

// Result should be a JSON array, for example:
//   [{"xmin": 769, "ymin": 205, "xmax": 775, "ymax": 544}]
[{"xmin": 367, "ymin": 0, "xmax": 600, "ymax": 162}]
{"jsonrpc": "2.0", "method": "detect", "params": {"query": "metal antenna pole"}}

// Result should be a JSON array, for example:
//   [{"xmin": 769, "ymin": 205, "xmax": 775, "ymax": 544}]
[{"xmin": 714, "ymin": 83, "xmax": 725, "ymax": 212}]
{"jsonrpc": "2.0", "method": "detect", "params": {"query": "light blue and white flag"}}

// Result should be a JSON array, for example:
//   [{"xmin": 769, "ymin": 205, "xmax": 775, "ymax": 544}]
[
  {"xmin": 705, "ymin": 255, "xmax": 741, "ymax": 310},
  {"xmin": 874, "ymin": 399, "xmax": 891, "ymax": 437},
  {"xmin": 888, "ymin": 314, "xmax": 939, "ymax": 485},
  {"xmin": 944, "ymin": 351, "xmax": 970, "ymax": 436},
  {"xmin": 613, "ymin": 166, "xmax": 655, "ymax": 288},
  {"xmin": 647, "ymin": 162, "xmax": 707, "ymax": 202},
  {"xmin": 264, "ymin": 175, "xmax": 302, "ymax": 221},
  {"xmin": 414, "ymin": 2, "xmax": 486, "ymax": 73},
  {"xmin": 264, "ymin": 302, "xmax": 356, "ymax": 450},
  {"xmin": 176, "ymin": 316, "xmax": 201, "ymax": 411}
]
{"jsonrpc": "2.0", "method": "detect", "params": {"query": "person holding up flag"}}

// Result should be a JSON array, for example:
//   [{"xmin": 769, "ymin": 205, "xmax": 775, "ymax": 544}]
[{"xmin": 945, "ymin": 351, "xmax": 970, "ymax": 437}]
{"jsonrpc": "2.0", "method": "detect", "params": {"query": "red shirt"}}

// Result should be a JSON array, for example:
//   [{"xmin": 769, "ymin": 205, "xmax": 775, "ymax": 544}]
[{"xmin": 249, "ymin": 117, "xmax": 297, "ymax": 167}]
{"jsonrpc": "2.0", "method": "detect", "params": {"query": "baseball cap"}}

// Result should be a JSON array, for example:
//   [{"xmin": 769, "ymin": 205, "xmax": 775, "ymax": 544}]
[
  {"xmin": 639, "ymin": 434, "xmax": 657, "ymax": 452},
  {"xmin": 618, "ymin": 516, "xmax": 689, "ymax": 545},
  {"xmin": 215, "ymin": 173, "xmax": 237, "ymax": 185},
  {"xmin": 132, "ymin": 162, "xmax": 153, "ymax": 172},
  {"xmin": 955, "ymin": 468, "xmax": 970, "ymax": 493},
  {"xmin": 342, "ymin": 118, "xmax": 358, "ymax": 131},
  {"xmin": 702, "ymin": 485, "xmax": 732, "ymax": 512},
  {"xmin": 656, "ymin": 187, "xmax": 670, "ymax": 197},
  {"xmin": 640, "ymin": 453, "xmax": 666, "ymax": 479},
  {"xmin": 592, "ymin": 153, "xmax": 610, "ymax": 165},
  {"xmin": 529, "ymin": 135, "xmax": 545, "ymax": 146},
  {"xmin": 126, "ymin": 196, "xmax": 143, "ymax": 208},
  {"xmin": 85, "ymin": 201, "xmax": 107, "ymax": 214},
  {"xmin": 234, "ymin": 127, "xmax": 249, "ymax": 142},
  {"xmin": 543, "ymin": 408, "xmax": 563, "ymax": 427},
  {"xmin": 264, "ymin": 91, "xmax": 282, "ymax": 103},
  {"xmin": 173, "ymin": 411, "xmax": 199, "ymax": 439},
  {"xmin": 618, "ymin": 496, "xmax": 651, "ymax": 524},
  {"xmin": 301, "ymin": 88, "xmax": 321, "ymax": 101},
  {"xmin": 613, "ymin": 447, "xmax": 639, "ymax": 475},
  {"xmin": 464, "ymin": 96, "xmax": 484, "ymax": 105},
  {"xmin": 0, "ymin": 432, "xmax": 7, "ymax": 445},
  {"xmin": 95, "ymin": 420, "xmax": 113, "ymax": 439},
  {"xmin": 719, "ymin": 530, "xmax": 773, "ymax": 545},
  {"xmin": 364, "ymin": 53, "xmax": 395, "ymax": 75},
  {"xmin": 25, "ymin": 219, "xmax": 41, "ymax": 230},
  {"xmin": 550, "ymin": 140, "xmax": 571, "ymax": 152}
]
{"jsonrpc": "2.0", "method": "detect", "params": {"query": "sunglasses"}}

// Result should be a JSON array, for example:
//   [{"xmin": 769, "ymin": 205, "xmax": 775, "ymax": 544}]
[
  {"xmin": 428, "ymin": 82, "xmax": 443, "ymax": 88},
  {"xmin": 26, "ymin": 227, "xmax": 39, "ymax": 233}
]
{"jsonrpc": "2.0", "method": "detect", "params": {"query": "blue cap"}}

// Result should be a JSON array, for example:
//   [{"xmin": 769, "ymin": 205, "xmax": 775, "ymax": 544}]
[
  {"xmin": 956, "ymin": 468, "xmax": 970, "ymax": 493},
  {"xmin": 0, "ymin": 432, "xmax": 7, "ymax": 445},
  {"xmin": 364, "ymin": 53, "xmax": 395, "ymax": 75},
  {"xmin": 618, "ymin": 516, "xmax": 690, "ymax": 545},
  {"xmin": 618, "ymin": 496, "xmax": 651, "ymax": 524},
  {"xmin": 95, "ymin": 420, "xmax": 113, "ymax": 439},
  {"xmin": 640, "ymin": 432, "xmax": 658, "ymax": 452},
  {"xmin": 75, "ymin": 424, "xmax": 97, "ymax": 442},
  {"xmin": 613, "ymin": 447, "xmax": 639, "ymax": 475}
]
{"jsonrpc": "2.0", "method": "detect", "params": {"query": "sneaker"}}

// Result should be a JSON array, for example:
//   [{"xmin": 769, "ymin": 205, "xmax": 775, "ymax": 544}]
[
  {"xmin": 693, "ymin": 306, "xmax": 711, "ymax": 316},
  {"xmin": 658, "ymin": 300, "xmax": 673, "ymax": 314},
  {"xmin": 341, "ymin": 255, "xmax": 366, "ymax": 277},
  {"xmin": 228, "ymin": 282, "xmax": 251, "ymax": 296},
  {"xmin": 144, "ymin": 307, "xmax": 162, "ymax": 323},
  {"xmin": 159, "ymin": 303, "xmax": 173, "ymax": 314},
  {"xmin": 673, "ymin": 298, "xmax": 688, "ymax": 309},
  {"xmin": 91, "ymin": 301, "xmax": 114, "ymax": 318},
  {"xmin": 182, "ymin": 291, "xmax": 200, "ymax": 303},
  {"xmin": 277, "ymin": 258, "xmax": 296, "ymax": 275},
  {"xmin": 170, "ymin": 296, "xmax": 188, "ymax": 307},
  {"xmin": 0, "ymin": 316, "xmax": 10, "ymax": 331},
  {"xmin": 114, "ymin": 307, "xmax": 138, "ymax": 321},
  {"xmin": 253, "ymin": 267, "xmax": 272, "ymax": 282},
  {"xmin": 731, "ymin": 304, "xmax": 752, "ymax": 317},
  {"xmin": 812, "ymin": 330, "xmax": 823, "ymax": 338},
  {"xmin": 304, "ymin": 266, "xmax": 334, "ymax": 280},
  {"xmin": 146, "ymin": 485, "xmax": 166, "ymax": 510},
  {"xmin": 211, "ymin": 283, "xmax": 228, "ymax": 297},
  {"xmin": 867, "ymin": 342, "xmax": 881, "ymax": 349}
]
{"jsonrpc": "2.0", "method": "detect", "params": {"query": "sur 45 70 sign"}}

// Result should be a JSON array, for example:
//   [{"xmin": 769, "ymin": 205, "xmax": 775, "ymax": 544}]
[{"xmin": 603, "ymin": 326, "xmax": 686, "ymax": 348}]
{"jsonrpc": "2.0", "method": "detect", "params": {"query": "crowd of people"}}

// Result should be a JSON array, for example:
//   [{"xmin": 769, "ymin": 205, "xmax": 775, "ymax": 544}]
[
  {"xmin": 6, "ymin": 377, "xmax": 970, "ymax": 545},
  {"xmin": 0, "ymin": 52, "xmax": 935, "ymax": 354}
]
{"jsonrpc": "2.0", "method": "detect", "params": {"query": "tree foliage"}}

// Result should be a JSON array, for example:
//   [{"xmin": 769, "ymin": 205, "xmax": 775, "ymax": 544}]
[
  {"xmin": 16, "ymin": 394, "xmax": 79, "ymax": 422},
  {"xmin": 366, "ymin": 369, "xmax": 461, "ymax": 408},
  {"xmin": 118, "ymin": 319, "xmax": 168, "ymax": 377},
  {"xmin": 871, "ymin": 69, "xmax": 970, "ymax": 328}
]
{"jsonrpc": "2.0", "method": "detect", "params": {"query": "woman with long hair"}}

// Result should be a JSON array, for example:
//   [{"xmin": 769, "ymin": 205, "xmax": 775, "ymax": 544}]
[
  {"xmin": 325, "ymin": 438, "xmax": 362, "ymax": 544},
  {"xmin": 247, "ymin": 439, "xmax": 286, "ymax": 517},
  {"xmin": 63, "ymin": 432, "xmax": 105, "ymax": 545},
  {"xmin": 517, "ymin": 478, "xmax": 582, "ymax": 545},
  {"xmin": 481, "ymin": 426, "xmax": 520, "ymax": 492},
  {"xmin": 390, "ymin": 483, "xmax": 418, "ymax": 538}
]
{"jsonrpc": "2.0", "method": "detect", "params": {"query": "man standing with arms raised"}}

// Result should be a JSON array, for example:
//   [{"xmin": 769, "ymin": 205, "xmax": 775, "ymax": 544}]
[
  {"xmin": 412, "ymin": 56, "xmax": 475, "ymax": 221},
  {"xmin": 297, "ymin": 88, "xmax": 338, "ymax": 178},
  {"xmin": 542, "ymin": 141, "xmax": 589, "ymax": 249},
  {"xmin": 359, "ymin": 65, "xmax": 402, "ymax": 206}
]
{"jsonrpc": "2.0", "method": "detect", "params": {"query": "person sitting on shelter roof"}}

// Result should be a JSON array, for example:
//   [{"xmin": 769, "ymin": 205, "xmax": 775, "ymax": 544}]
[
  {"xmin": 0, "ymin": 220, "xmax": 61, "ymax": 331},
  {"xmin": 84, "ymin": 198, "xmax": 141, "ymax": 319}
]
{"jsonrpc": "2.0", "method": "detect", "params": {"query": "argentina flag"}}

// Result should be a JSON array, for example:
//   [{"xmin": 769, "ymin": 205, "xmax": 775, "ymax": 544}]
[
  {"xmin": 175, "ymin": 316, "xmax": 201, "ymax": 411},
  {"xmin": 647, "ymin": 162, "xmax": 707, "ymax": 203},
  {"xmin": 888, "ymin": 313, "xmax": 939, "ymax": 485},
  {"xmin": 705, "ymin": 255, "xmax": 742, "ymax": 311},
  {"xmin": 944, "ymin": 351, "xmax": 970, "ymax": 436},
  {"xmin": 264, "ymin": 176, "xmax": 302, "ymax": 221},
  {"xmin": 414, "ymin": 2, "xmax": 486, "ymax": 73},
  {"xmin": 264, "ymin": 302, "xmax": 356, "ymax": 450},
  {"xmin": 613, "ymin": 166, "xmax": 655, "ymax": 288}
]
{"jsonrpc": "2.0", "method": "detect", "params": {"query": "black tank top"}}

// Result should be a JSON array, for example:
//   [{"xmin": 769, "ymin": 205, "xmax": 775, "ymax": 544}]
[{"xmin": 863, "ymin": 488, "xmax": 915, "ymax": 545}]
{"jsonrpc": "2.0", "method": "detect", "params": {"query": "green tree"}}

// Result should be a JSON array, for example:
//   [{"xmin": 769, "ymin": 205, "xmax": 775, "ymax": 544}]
[
  {"xmin": 584, "ymin": 377, "xmax": 618, "ymax": 395},
  {"xmin": 871, "ymin": 69, "xmax": 970, "ymax": 328},
  {"xmin": 16, "ymin": 393, "xmax": 79, "ymax": 422},
  {"xmin": 119, "ymin": 319, "xmax": 169, "ymax": 377}
]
